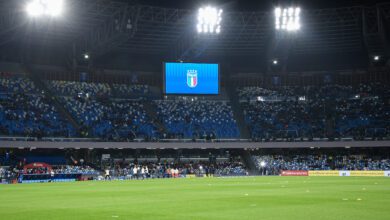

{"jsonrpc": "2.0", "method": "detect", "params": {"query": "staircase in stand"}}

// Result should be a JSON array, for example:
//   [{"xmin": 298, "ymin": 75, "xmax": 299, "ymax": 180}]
[
  {"xmin": 24, "ymin": 65, "xmax": 82, "ymax": 136},
  {"xmin": 142, "ymin": 100, "xmax": 167, "ymax": 136},
  {"xmin": 226, "ymin": 80, "xmax": 251, "ymax": 139}
]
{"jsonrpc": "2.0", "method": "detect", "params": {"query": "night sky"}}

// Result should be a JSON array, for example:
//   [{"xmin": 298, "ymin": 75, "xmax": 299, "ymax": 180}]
[{"xmin": 123, "ymin": 0, "xmax": 390, "ymax": 10}]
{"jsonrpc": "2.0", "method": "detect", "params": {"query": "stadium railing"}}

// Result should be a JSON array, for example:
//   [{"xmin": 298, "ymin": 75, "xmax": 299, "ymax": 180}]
[{"xmin": 1, "ymin": 136, "xmax": 389, "ymax": 143}]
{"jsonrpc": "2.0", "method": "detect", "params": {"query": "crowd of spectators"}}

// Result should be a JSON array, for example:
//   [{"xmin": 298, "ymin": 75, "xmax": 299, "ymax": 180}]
[
  {"xmin": 62, "ymin": 96, "xmax": 157, "ymax": 139},
  {"xmin": 14, "ymin": 165, "xmax": 98, "ymax": 176},
  {"xmin": 239, "ymin": 83, "xmax": 389, "ymax": 140},
  {"xmin": 155, "ymin": 100, "xmax": 240, "ymax": 139},
  {"xmin": 252, "ymin": 154, "xmax": 390, "ymax": 175},
  {"xmin": 2, "ymin": 73, "xmax": 388, "ymax": 142},
  {"xmin": 53, "ymin": 165, "xmax": 98, "ymax": 175},
  {"xmin": 0, "ymin": 167, "xmax": 17, "ymax": 183},
  {"xmin": 0, "ymin": 166, "xmax": 5, "ymax": 181},
  {"xmin": 111, "ymin": 160, "xmax": 247, "ymax": 178},
  {"xmin": 45, "ymin": 80, "xmax": 158, "ymax": 140},
  {"xmin": 46, "ymin": 80, "xmax": 111, "ymax": 97},
  {"xmin": 0, "ymin": 74, "xmax": 40, "ymax": 94},
  {"xmin": 96, "ymin": 99, "xmax": 157, "ymax": 140},
  {"xmin": 213, "ymin": 161, "xmax": 248, "ymax": 176},
  {"xmin": 112, "ymin": 84, "xmax": 150, "ymax": 97},
  {"xmin": 0, "ymin": 75, "xmax": 75, "ymax": 138},
  {"xmin": 238, "ymin": 86, "xmax": 304, "ymax": 100},
  {"xmin": 61, "ymin": 96, "xmax": 103, "ymax": 127}
]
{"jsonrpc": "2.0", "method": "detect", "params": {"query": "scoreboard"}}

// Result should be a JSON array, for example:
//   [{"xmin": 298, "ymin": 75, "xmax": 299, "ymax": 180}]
[{"xmin": 163, "ymin": 62, "xmax": 219, "ymax": 95}]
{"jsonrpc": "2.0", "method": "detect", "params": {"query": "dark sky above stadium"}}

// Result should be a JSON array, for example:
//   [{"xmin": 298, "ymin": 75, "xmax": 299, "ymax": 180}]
[{"xmin": 131, "ymin": 0, "xmax": 389, "ymax": 10}]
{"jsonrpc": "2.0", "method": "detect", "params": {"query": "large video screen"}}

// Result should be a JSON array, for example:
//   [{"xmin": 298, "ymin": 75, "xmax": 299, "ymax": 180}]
[{"xmin": 164, "ymin": 62, "xmax": 219, "ymax": 95}]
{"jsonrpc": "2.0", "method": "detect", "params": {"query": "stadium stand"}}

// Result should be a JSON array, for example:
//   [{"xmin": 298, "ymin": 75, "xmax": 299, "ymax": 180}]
[
  {"xmin": 239, "ymin": 83, "xmax": 390, "ymax": 140},
  {"xmin": 1, "ymin": 74, "xmax": 388, "ymax": 141},
  {"xmin": 23, "ymin": 165, "xmax": 99, "ymax": 175},
  {"xmin": 111, "ymin": 160, "xmax": 247, "ymax": 178},
  {"xmin": 60, "ymin": 96, "xmax": 157, "ymax": 139},
  {"xmin": 0, "ymin": 148, "xmax": 249, "ymax": 182},
  {"xmin": 1, "ymin": 72, "xmax": 388, "ymax": 142},
  {"xmin": 0, "ymin": 74, "xmax": 76, "ymax": 138},
  {"xmin": 45, "ymin": 80, "xmax": 112, "ymax": 97},
  {"xmin": 112, "ymin": 84, "xmax": 150, "ymax": 98},
  {"xmin": 0, "ymin": 73, "xmax": 40, "ymax": 94},
  {"xmin": 155, "ymin": 99, "xmax": 240, "ymax": 139},
  {"xmin": 252, "ymin": 154, "xmax": 390, "ymax": 175}
]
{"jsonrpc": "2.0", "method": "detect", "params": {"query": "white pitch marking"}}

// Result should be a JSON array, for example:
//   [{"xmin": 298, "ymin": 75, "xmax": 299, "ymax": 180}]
[
  {"xmin": 112, "ymin": 216, "xmax": 119, "ymax": 218},
  {"xmin": 244, "ymin": 193, "xmax": 249, "ymax": 196},
  {"xmin": 357, "ymin": 198, "xmax": 362, "ymax": 201},
  {"xmin": 342, "ymin": 198, "xmax": 349, "ymax": 201}
]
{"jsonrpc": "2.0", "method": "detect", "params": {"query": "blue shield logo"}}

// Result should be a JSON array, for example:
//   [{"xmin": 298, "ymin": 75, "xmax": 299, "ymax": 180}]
[{"xmin": 187, "ymin": 70, "xmax": 198, "ymax": 88}]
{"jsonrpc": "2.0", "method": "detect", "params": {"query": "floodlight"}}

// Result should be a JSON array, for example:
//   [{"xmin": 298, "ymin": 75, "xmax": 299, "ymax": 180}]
[
  {"xmin": 296, "ymin": 8, "xmax": 301, "ymax": 15},
  {"xmin": 26, "ymin": 1, "xmax": 44, "ymax": 17},
  {"xmin": 26, "ymin": 0, "xmax": 64, "ymax": 17},
  {"xmin": 275, "ymin": 7, "xmax": 301, "ymax": 31},
  {"xmin": 260, "ymin": 161, "xmax": 266, "ymax": 167},
  {"xmin": 273, "ymin": 59, "xmax": 278, "ymax": 65},
  {"xmin": 275, "ymin": 8, "xmax": 281, "ymax": 17},
  {"xmin": 373, "ymin": 55, "xmax": 380, "ymax": 61},
  {"xmin": 257, "ymin": 96, "xmax": 265, "ymax": 101},
  {"xmin": 84, "ymin": 54, "xmax": 89, "ymax": 60},
  {"xmin": 197, "ymin": 6, "xmax": 223, "ymax": 34},
  {"xmin": 216, "ymin": 26, "xmax": 221, "ymax": 34}
]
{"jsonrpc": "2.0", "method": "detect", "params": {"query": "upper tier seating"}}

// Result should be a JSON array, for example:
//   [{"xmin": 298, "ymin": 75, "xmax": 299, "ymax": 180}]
[
  {"xmin": 0, "ymin": 94, "xmax": 75, "ymax": 137},
  {"xmin": 62, "ymin": 96, "xmax": 157, "ymax": 139},
  {"xmin": 46, "ymin": 80, "xmax": 111, "ymax": 97},
  {"xmin": 0, "ymin": 75, "xmax": 75, "ymax": 138},
  {"xmin": 155, "ymin": 100, "xmax": 240, "ymax": 138},
  {"xmin": 239, "ymin": 83, "xmax": 390, "ymax": 140},
  {"xmin": 0, "ymin": 74, "xmax": 40, "ymax": 94},
  {"xmin": 112, "ymin": 84, "xmax": 150, "ymax": 97}
]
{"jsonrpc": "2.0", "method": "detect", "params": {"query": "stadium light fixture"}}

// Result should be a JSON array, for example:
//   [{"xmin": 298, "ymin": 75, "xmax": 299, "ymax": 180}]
[
  {"xmin": 257, "ymin": 96, "xmax": 265, "ymax": 101},
  {"xmin": 26, "ymin": 0, "xmax": 64, "ymax": 17},
  {"xmin": 272, "ymin": 59, "xmax": 278, "ymax": 65},
  {"xmin": 197, "ymin": 6, "xmax": 223, "ymax": 34},
  {"xmin": 275, "ymin": 7, "xmax": 301, "ymax": 31},
  {"xmin": 260, "ymin": 161, "xmax": 266, "ymax": 167},
  {"xmin": 84, "ymin": 54, "xmax": 89, "ymax": 60},
  {"xmin": 373, "ymin": 55, "xmax": 380, "ymax": 61}
]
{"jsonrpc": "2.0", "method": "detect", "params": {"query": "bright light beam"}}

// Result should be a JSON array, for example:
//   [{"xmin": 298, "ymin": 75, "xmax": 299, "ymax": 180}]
[
  {"xmin": 275, "ymin": 7, "xmax": 301, "ymax": 31},
  {"xmin": 26, "ymin": 0, "xmax": 64, "ymax": 17},
  {"xmin": 197, "ymin": 6, "xmax": 223, "ymax": 34}
]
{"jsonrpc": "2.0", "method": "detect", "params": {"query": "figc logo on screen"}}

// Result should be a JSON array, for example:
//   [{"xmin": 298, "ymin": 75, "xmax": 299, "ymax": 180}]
[{"xmin": 186, "ymin": 69, "xmax": 198, "ymax": 88}]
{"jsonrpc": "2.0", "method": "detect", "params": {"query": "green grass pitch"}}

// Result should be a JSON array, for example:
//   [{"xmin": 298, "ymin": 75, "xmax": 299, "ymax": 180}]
[{"xmin": 1, "ymin": 177, "xmax": 389, "ymax": 220}]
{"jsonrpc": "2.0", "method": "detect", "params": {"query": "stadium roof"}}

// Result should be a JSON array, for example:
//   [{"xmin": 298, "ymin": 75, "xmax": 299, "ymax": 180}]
[{"xmin": 0, "ymin": 0, "xmax": 389, "ymax": 64}]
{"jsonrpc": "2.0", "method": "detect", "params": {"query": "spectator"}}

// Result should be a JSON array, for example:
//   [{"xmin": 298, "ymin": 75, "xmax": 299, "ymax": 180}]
[{"xmin": 155, "ymin": 100, "xmax": 240, "ymax": 139}]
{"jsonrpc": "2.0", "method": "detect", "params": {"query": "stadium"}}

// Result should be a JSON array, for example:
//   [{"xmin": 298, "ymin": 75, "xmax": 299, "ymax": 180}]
[{"xmin": 0, "ymin": 0, "xmax": 390, "ymax": 219}]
